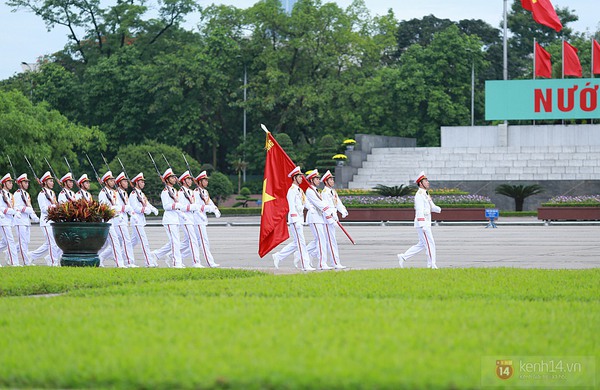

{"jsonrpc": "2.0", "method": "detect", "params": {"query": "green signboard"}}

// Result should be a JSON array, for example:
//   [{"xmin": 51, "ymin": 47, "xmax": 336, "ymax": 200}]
[{"xmin": 485, "ymin": 79, "xmax": 600, "ymax": 120}]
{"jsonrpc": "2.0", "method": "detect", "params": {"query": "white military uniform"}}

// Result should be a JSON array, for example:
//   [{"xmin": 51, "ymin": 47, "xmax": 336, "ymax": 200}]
[
  {"xmin": 153, "ymin": 169, "xmax": 184, "ymax": 268},
  {"xmin": 129, "ymin": 175, "xmax": 159, "ymax": 267},
  {"xmin": 98, "ymin": 175, "xmax": 126, "ymax": 268},
  {"xmin": 74, "ymin": 174, "xmax": 93, "ymax": 201},
  {"xmin": 30, "ymin": 173, "xmax": 63, "ymax": 266},
  {"xmin": 115, "ymin": 179, "xmax": 136, "ymax": 267},
  {"xmin": 13, "ymin": 175, "xmax": 40, "ymax": 266},
  {"xmin": 304, "ymin": 171, "xmax": 336, "ymax": 270},
  {"xmin": 272, "ymin": 167, "xmax": 313, "ymax": 271},
  {"xmin": 399, "ymin": 173, "xmax": 441, "ymax": 268},
  {"xmin": 57, "ymin": 173, "xmax": 76, "ymax": 204},
  {"xmin": 0, "ymin": 176, "xmax": 20, "ymax": 266},
  {"xmin": 321, "ymin": 171, "xmax": 348, "ymax": 269},
  {"xmin": 177, "ymin": 172, "xmax": 203, "ymax": 267},
  {"xmin": 191, "ymin": 171, "xmax": 220, "ymax": 267}
]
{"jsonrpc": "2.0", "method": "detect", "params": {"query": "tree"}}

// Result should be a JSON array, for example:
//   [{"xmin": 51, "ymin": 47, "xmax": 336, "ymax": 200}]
[
  {"xmin": 206, "ymin": 171, "xmax": 233, "ymax": 206},
  {"xmin": 495, "ymin": 184, "xmax": 544, "ymax": 211},
  {"xmin": 0, "ymin": 89, "xmax": 106, "ymax": 183}
]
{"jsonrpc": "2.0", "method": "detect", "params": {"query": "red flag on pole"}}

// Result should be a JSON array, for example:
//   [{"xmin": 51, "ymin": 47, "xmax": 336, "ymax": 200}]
[
  {"xmin": 563, "ymin": 41, "xmax": 582, "ymax": 77},
  {"xmin": 593, "ymin": 39, "xmax": 600, "ymax": 75},
  {"xmin": 535, "ymin": 42, "xmax": 552, "ymax": 78},
  {"xmin": 258, "ymin": 130, "xmax": 308, "ymax": 258},
  {"xmin": 521, "ymin": 0, "xmax": 563, "ymax": 32}
]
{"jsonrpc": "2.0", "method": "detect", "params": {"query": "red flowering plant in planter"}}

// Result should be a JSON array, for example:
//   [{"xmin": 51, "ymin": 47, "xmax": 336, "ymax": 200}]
[{"xmin": 46, "ymin": 199, "xmax": 115, "ymax": 223}]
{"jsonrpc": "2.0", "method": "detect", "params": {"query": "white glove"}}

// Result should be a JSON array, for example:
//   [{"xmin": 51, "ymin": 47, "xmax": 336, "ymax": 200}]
[
  {"xmin": 25, "ymin": 206, "xmax": 35, "ymax": 215},
  {"xmin": 143, "ymin": 206, "xmax": 152, "ymax": 215},
  {"xmin": 204, "ymin": 204, "xmax": 216, "ymax": 214},
  {"xmin": 125, "ymin": 205, "xmax": 134, "ymax": 215},
  {"xmin": 214, "ymin": 208, "xmax": 221, "ymax": 218},
  {"xmin": 325, "ymin": 214, "xmax": 336, "ymax": 225},
  {"xmin": 431, "ymin": 205, "xmax": 441, "ymax": 213},
  {"xmin": 31, "ymin": 214, "xmax": 40, "ymax": 223},
  {"xmin": 5, "ymin": 208, "xmax": 16, "ymax": 216},
  {"xmin": 174, "ymin": 203, "xmax": 185, "ymax": 211},
  {"xmin": 189, "ymin": 204, "xmax": 200, "ymax": 212},
  {"xmin": 152, "ymin": 207, "xmax": 159, "ymax": 216},
  {"xmin": 341, "ymin": 211, "xmax": 348, "ymax": 218}
]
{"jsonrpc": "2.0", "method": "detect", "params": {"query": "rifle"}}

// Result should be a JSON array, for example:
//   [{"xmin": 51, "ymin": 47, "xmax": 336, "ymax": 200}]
[
  {"xmin": 6, "ymin": 155, "xmax": 18, "ymax": 182},
  {"xmin": 24, "ymin": 155, "xmax": 41, "ymax": 185},
  {"xmin": 64, "ymin": 157, "xmax": 75, "ymax": 178},
  {"xmin": 148, "ymin": 152, "xmax": 165, "ymax": 186},
  {"xmin": 100, "ymin": 153, "xmax": 111, "ymax": 173},
  {"xmin": 116, "ymin": 157, "xmax": 131, "ymax": 184},
  {"xmin": 182, "ymin": 153, "xmax": 195, "ymax": 180},
  {"xmin": 85, "ymin": 154, "xmax": 102, "ymax": 185},
  {"xmin": 44, "ymin": 157, "xmax": 62, "ymax": 189}
]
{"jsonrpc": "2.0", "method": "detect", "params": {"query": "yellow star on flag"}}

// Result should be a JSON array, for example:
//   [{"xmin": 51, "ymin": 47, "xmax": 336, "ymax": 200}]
[{"xmin": 261, "ymin": 178, "xmax": 275, "ymax": 215}]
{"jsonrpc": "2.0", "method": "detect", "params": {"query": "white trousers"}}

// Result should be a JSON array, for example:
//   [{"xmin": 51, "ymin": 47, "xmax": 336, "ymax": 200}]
[
  {"xmin": 324, "ymin": 223, "xmax": 342, "ymax": 267},
  {"xmin": 116, "ymin": 225, "xmax": 136, "ymax": 267},
  {"xmin": 0, "ymin": 225, "xmax": 19, "ymax": 266},
  {"xmin": 99, "ymin": 225, "xmax": 126, "ymax": 268},
  {"xmin": 194, "ymin": 224, "xmax": 217, "ymax": 267},
  {"xmin": 401, "ymin": 226, "xmax": 436, "ymax": 267},
  {"xmin": 307, "ymin": 223, "xmax": 329, "ymax": 269},
  {"xmin": 15, "ymin": 225, "xmax": 34, "ymax": 265},
  {"xmin": 278, "ymin": 223, "xmax": 310, "ymax": 269},
  {"xmin": 154, "ymin": 224, "xmax": 182, "ymax": 267},
  {"xmin": 30, "ymin": 225, "xmax": 62, "ymax": 266},
  {"xmin": 180, "ymin": 224, "xmax": 202, "ymax": 266},
  {"xmin": 131, "ymin": 225, "xmax": 156, "ymax": 267}
]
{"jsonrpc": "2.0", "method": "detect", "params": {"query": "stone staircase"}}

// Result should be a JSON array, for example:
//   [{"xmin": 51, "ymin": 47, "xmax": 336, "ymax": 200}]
[{"xmin": 348, "ymin": 146, "xmax": 600, "ymax": 189}]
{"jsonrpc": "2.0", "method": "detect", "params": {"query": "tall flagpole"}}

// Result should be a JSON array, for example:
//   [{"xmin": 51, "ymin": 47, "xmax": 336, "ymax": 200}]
[
  {"xmin": 561, "ymin": 38, "xmax": 564, "ymax": 79},
  {"xmin": 503, "ymin": 0, "xmax": 508, "ymax": 81},
  {"xmin": 533, "ymin": 38, "xmax": 536, "ymax": 80},
  {"xmin": 592, "ymin": 39, "xmax": 594, "ymax": 78}
]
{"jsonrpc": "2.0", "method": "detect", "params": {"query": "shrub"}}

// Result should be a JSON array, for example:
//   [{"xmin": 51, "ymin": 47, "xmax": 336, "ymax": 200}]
[
  {"xmin": 374, "ymin": 184, "xmax": 415, "ymax": 197},
  {"xmin": 541, "ymin": 195, "xmax": 600, "ymax": 207},
  {"xmin": 495, "ymin": 184, "xmax": 544, "ymax": 211},
  {"xmin": 207, "ymin": 171, "xmax": 234, "ymax": 206}
]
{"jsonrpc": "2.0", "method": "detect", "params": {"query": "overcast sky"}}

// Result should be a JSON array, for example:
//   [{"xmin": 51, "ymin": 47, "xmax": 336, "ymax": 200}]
[{"xmin": 1, "ymin": 0, "xmax": 598, "ymax": 80}]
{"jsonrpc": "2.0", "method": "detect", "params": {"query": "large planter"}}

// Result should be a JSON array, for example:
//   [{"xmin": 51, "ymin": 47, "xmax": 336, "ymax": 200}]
[
  {"xmin": 537, "ymin": 207, "xmax": 600, "ymax": 221},
  {"xmin": 52, "ymin": 222, "xmax": 111, "ymax": 267},
  {"xmin": 345, "ymin": 208, "xmax": 487, "ymax": 222}
]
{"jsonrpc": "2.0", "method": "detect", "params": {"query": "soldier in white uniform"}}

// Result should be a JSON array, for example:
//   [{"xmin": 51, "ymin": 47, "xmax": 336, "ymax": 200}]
[
  {"xmin": 320, "ymin": 170, "xmax": 348, "ymax": 269},
  {"xmin": 13, "ymin": 174, "xmax": 40, "ymax": 266},
  {"xmin": 75, "ymin": 174, "xmax": 93, "ymax": 201},
  {"xmin": 57, "ymin": 173, "xmax": 76, "ymax": 203},
  {"xmin": 304, "ymin": 169, "xmax": 336, "ymax": 270},
  {"xmin": 177, "ymin": 171, "xmax": 203, "ymax": 268},
  {"xmin": 398, "ymin": 172, "xmax": 441, "ymax": 269},
  {"xmin": 0, "ymin": 174, "xmax": 21, "ymax": 266},
  {"xmin": 128, "ymin": 173, "xmax": 159, "ymax": 267},
  {"xmin": 29, "ymin": 171, "xmax": 62, "ymax": 266},
  {"xmin": 153, "ymin": 168, "xmax": 185, "ymax": 268},
  {"xmin": 114, "ymin": 172, "xmax": 137, "ymax": 267},
  {"xmin": 272, "ymin": 166, "xmax": 314, "ymax": 271},
  {"xmin": 191, "ymin": 171, "xmax": 220, "ymax": 268},
  {"xmin": 97, "ymin": 171, "xmax": 126, "ymax": 268}
]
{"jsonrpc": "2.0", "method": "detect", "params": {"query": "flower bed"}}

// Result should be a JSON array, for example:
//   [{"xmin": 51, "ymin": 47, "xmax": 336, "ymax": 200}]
[
  {"xmin": 341, "ymin": 195, "xmax": 494, "ymax": 222},
  {"xmin": 538, "ymin": 195, "xmax": 600, "ymax": 221}
]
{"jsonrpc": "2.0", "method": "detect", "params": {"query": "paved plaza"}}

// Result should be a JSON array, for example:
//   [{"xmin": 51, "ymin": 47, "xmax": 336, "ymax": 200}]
[{"xmin": 21, "ymin": 216, "xmax": 599, "ymax": 271}]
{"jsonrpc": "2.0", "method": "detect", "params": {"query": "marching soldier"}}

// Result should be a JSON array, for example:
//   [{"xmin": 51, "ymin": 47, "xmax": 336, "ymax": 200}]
[
  {"xmin": 115, "ymin": 172, "xmax": 137, "ymax": 267},
  {"xmin": 320, "ymin": 170, "xmax": 348, "ymax": 269},
  {"xmin": 29, "ymin": 171, "xmax": 62, "ymax": 266},
  {"xmin": 398, "ymin": 171, "xmax": 441, "ymax": 269},
  {"xmin": 153, "ymin": 168, "xmax": 185, "ymax": 268},
  {"xmin": 304, "ymin": 169, "xmax": 336, "ymax": 270},
  {"xmin": 13, "ymin": 174, "xmax": 40, "ymax": 266},
  {"xmin": 191, "ymin": 171, "xmax": 220, "ymax": 268},
  {"xmin": 272, "ymin": 166, "xmax": 313, "ymax": 271},
  {"xmin": 97, "ymin": 171, "xmax": 126, "ymax": 268},
  {"xmin": 0, "ymin": 173, "xmax": 20, "ymax": 266},
  {"xmin": 75, "ymin": 174, "xmax": 93, "ymax": 201},
  {"xmin": 129, "ymin": 173, "xmax": 159, "ymax": 267},
  {"xmin": 178, "ymin": 171, "xmax": 203, "ymax": 268},
  {"xmin": 57, "ymin": 173, "xmax": 76, "ymax": 203}
]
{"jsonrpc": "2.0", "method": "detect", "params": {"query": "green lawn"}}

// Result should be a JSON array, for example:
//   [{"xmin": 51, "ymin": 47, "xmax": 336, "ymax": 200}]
[{"xmin": 0, "ymin": 268, "xmax": 597, "ymax": 389}]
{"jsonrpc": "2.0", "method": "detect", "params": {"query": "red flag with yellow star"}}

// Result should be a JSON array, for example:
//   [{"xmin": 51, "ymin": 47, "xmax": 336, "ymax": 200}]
[{"xmin": 259, "ymin": 132, "xmax": 308, "ymax": 257}]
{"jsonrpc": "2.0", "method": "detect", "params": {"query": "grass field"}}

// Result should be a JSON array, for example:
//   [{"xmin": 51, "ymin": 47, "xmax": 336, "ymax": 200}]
[{"xmin": 0, "ymin": 267, "xmax": 597, "ymax": 389}]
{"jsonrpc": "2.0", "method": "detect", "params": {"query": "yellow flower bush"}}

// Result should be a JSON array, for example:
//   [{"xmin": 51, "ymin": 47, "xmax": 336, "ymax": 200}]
[
  {"xmin": 342, "ymin": 139, "xmax": 356, "ymax": 145},
  {"xmin": 332, "ymin": 154, "xmax": 348, "ymax": 160}
]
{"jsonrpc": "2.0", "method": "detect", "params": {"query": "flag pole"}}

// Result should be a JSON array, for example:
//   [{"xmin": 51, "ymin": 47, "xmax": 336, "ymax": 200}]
[
  {"xmin": 260, "ymin": 123, "xmax": 270, "ymax": 133},
  {"xmin": 533, "ymin": 38, "xmax": 536, "ymax": 80},
  {"xmin": 336, "ymin": 220, "xmax": 356, "ymax": 245},
  {"xmin": 562, "ymin": 38, "xmax": 564, "ymax": 79}
]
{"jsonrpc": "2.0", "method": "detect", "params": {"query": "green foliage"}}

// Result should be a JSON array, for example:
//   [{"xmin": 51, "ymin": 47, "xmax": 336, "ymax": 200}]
[
  {"xmin": 0, "ymin": 89, "xmax": 106, "ymax": 187},
  {"xmin": 374, "ymin": 184, "xmax": 415, "ymax": 197},
  {"xmin": 495, "ymin": 184, "xmax": 545, "ymax": 212},
  {"xmin": 110, "ymin": 140, "xmax": 202, "ymax": 203},
  {"xmin": 206, "ymin": 171, "xmax": 233, "ymax": 206},
  {"xmin": 315, "ymin": 134, "xmax": 338, "ymax": 173},
  {"xmin": 0, "ymin": 268, "xmax": 596, "ymax": 388}
]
